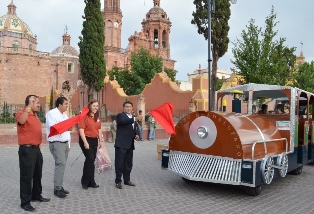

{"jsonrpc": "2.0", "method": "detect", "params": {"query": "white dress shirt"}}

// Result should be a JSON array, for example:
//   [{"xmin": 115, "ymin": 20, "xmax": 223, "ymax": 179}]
[
  {"xmin": 46, "ymin": 107, "xmax": 71, "ymax": 148},
  {"xmin": 127, "ymin": 113, "xmax": 135, "ymax": 128}
]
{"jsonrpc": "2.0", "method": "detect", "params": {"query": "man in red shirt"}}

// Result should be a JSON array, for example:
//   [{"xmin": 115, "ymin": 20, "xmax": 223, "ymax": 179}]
[{"xmin": 16, "ymin": 95, "xmax": 50, "ymax": 212}]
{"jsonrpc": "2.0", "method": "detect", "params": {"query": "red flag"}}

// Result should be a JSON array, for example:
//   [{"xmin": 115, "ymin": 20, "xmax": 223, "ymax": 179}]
[
  {"xmin": 150, "ymin": 102, "xmax": 176, "ymax": 135},
  {"xmin": 48, "ymin": 107, "xmax": 89, "ymax": 138}
]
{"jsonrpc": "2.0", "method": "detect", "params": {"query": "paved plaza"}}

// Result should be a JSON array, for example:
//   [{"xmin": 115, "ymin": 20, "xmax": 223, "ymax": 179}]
[{"xmin": 1, "ymin": 140, "xmax": 314, "ymax": 214}]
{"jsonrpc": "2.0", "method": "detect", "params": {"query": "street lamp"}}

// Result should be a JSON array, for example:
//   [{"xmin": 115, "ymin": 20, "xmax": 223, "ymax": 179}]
[{"xmin": 208, "ymin": 0, "xmax": 237, "ymax": 111}]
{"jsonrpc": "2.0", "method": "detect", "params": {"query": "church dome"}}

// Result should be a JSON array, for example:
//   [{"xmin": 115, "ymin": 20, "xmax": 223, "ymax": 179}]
[
  {"xmin": 0, "ymin": 2, "xmax": 34, "ymax": 37},
  {"xmin": 51, "ymin": 45, "xmax": 79, "ymax": 57},
  {"xmin": 146, "ymin": 0, "xmax": 169, "ymax": 21},
  {"xmin": 51, "ymin": 32, "xmax": 79, "ymax": 57},
  {"xmin": 148, "ymin": 6, "xmax": 165, "ymax": 14}
]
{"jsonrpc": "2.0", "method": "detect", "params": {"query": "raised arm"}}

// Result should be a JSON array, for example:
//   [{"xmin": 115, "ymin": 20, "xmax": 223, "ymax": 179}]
[{"xmin": 116, "ymin": 113, "xmax": 134, "ymax": 125}]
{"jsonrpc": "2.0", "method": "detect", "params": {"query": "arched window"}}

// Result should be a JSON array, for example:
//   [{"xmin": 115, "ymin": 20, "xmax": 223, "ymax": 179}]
[
  {"xmin": 12, "ymin": 41, "xmax": 19, "ymax": 51},
  {"xmin": 154, "ymin": 30, "xmax": 159, "ymax": 49}
]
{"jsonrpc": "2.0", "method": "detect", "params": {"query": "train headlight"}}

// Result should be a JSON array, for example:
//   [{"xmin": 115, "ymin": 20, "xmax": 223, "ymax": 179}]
[
  {"xmin": 189, "ymin": 116, "xmax": 217, "ymax": 149},
  {"xmin": 197, "ymin": 126, "xmax": 208, "ymax": 139}
]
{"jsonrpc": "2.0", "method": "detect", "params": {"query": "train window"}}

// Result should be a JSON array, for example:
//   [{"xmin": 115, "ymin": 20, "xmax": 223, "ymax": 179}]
[{"xmin": 299, "ymin": 106, "xmax": 306, "ymax": 115}]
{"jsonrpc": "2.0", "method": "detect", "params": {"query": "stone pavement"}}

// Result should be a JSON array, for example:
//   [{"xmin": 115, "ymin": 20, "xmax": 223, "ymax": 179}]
[{"xmin": 1, "ymin": 140, "xmax": 314, "ymax": 214}]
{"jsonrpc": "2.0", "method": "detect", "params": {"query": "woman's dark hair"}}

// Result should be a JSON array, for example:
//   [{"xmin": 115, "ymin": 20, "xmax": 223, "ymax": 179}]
[
  {"xmin": 55, "ymin": 97, "xmax": 68, "ymax": 108},
  {"xmin": 87, "ymin": 99, "xmax": 99, "ymax": 122}
]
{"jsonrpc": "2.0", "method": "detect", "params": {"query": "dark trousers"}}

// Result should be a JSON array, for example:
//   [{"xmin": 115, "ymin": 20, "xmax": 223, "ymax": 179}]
[
  {"xmin": 79, "ymin": 136, "xmax": 98, "ymax": 186},
  {"xmin": 115, "ymin": 147, "xmax": 133, "ymax": 184},
  {"xmin": 18, "ymin": 146, "xmax": 43, "ymax": 206}
]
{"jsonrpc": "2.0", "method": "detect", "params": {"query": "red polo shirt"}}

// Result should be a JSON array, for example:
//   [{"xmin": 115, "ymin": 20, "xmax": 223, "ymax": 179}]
[
  {"xmin": 16, "ymin": 108, "xmax": 42, "ymax": 146},
  {"xmin": 78, "ymin": 115, "xmax": 101, "ymax": 138}
]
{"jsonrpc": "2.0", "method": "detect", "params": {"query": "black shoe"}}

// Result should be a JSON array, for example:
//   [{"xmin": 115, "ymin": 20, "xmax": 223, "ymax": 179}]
[
  {"xmin": 89, "ymin": 184, "xmax": 99, "ymax": 188},
  {"xmin": 21, "ymin": 204, "xmax": 35, "ymax": 212},
  {"xmin": 31, "ymin": 196, "xmax": 51, "ymax": 202},
  {"xmin": 124, "ymin": 181, "xmax": 136, "ymax": 186},
  {"xmin": 54, "ymin": 190, "xmax": 67, "ymax": 198},
  {"xmin": 61, "ymin": 187, "xmax": 69, "ymax": 194},
  {"xmin": 82, "ymin": 184, "xmax": 88, "ymax": 189},
  {"xmin": 116, "ymin": 183, "xmax": 123, "ymax": 189}
]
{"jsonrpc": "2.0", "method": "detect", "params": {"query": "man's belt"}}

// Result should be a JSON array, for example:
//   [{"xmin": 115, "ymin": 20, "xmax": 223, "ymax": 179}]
[
  {"xmin": 49, "ymin": 141, "xmax": 68, "ymax": 144},
  {"xmin": 20, "ymin": 144, "xmax": 40, "ymax": 148}
]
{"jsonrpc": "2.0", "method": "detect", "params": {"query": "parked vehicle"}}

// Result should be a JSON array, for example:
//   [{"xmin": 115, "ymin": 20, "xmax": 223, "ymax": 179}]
[{"xmin": 162, "ymin": 83, "xmax": 314, "ymax": 196}]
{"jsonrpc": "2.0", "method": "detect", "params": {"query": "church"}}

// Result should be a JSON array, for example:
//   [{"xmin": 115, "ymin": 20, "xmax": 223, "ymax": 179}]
[
  {"xmin": 0, "ymin": 1, "xmax": 80, "ymax": 108},
  {"xmin": 0, "ymin": 0, "xmax": 178, "ymax": 114}
]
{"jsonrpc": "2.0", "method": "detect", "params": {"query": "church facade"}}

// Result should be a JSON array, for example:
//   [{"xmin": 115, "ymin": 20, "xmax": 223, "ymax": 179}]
[{"xmin": 0, "ymin": 1, "xmax": 80, "ymax": 108}]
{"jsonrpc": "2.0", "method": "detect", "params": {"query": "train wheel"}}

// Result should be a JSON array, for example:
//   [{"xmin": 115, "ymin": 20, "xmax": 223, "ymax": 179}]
[
  {"xmin": 290, "ymin": 166, "xmax": 303, "ymax": 175},
  {"xmin": 261, "ymin": 156, "xmax": 275, "ymax": 184},
  {"xmin": 244, "ymin": 185, "xmax": 262, "ymax": 196},
  {"xmin": 182, "ymin": 177, "xmax": 195, "ymax": 183},
  {"xmin": 277, "ymin": 153, "xmax": 288, "ymax": 177}
]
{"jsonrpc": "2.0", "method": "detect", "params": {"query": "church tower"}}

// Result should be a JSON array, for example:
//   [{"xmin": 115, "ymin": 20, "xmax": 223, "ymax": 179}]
[
  {"xmin": 142, "ymin": 0, "xmax": 175, "ymax": 69},
  {"xmin": 103, "ymin": 0, "xmax": 124, "ymax": 69},
  {"xmin": 103, "ymin": 0, "xmax": 122, "ymax": 50}
]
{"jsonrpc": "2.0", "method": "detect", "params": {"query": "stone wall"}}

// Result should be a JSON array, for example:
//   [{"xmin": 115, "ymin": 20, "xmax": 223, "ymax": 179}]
[
  {"xmin": 0, "ymin": 51, "xmax": 80, "ymax": 105},
  {"xmin": 98, "ymin": 72, "xmax": 194, "ymax": 120}
]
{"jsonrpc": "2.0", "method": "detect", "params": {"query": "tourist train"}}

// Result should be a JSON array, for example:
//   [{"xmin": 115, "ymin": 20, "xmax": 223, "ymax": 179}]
[{"xmin": 162, "ymin": 83, "xmax": 314, "ymax": 196}]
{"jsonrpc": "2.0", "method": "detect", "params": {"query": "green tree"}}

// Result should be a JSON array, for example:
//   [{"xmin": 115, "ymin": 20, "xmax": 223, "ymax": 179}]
[
  {"xmin": 130, "ymin": 47, "xmax": 163, "ymax": 84},
  {"xmin": 231, "ymin": 7, "xmax": 296, "ymax": 85},
  {"xmin": 49, "ymin": 87, "xmax": 54, "ymax": 110},
  {"xmin": 216, "ymin": 78, "xmax": 223, "ymax": 90},
  {"xmin": 108, "ymin": 67, "xmax": 144, "ymax": 95},
  {"xmin": 78, "ymin": 0, "xmax": 106, "ymax": 93},
  {"xmin": 191, "ymin": 0, "xmax": 232, "ymax": 110},
  {"xmin": 108, "ymin": 47, "xmax": 175, "ymax": 95},
  {"xmin": 289, "ymin": 61, "xmax": 314, "ymax": 92},
  {"xmin": 164, "ymin": 67, "xmax": 180, "ymax": 85}
]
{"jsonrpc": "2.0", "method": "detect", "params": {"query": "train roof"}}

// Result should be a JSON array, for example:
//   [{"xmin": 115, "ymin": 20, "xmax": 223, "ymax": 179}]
[{"xmin": 217, "ymin": 83, "xmax": 314, "ymax": 99}]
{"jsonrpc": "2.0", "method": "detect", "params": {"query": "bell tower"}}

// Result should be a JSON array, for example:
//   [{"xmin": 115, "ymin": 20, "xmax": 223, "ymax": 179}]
[
  {"xmin": 103, "ymin": 0, "xmax": 122, "ymax": 50},
  {"xmin": 140, "ymin": 0, "xmax": 175, "ymax": 69}
]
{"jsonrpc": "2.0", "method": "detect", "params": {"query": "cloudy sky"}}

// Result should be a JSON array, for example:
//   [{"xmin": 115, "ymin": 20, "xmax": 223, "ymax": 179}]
[{"xmin": 2, "ymin": 0, "xmax": 313, "ymax": 81}]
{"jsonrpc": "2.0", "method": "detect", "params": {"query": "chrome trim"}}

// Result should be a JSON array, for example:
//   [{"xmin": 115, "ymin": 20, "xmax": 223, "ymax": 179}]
[
  {"xmin": 251, "ymin": 138, "xmax": 288, "ymax": 160},
  {"xmin": 238, "ymin": 114, "xmax": 265, "ymax": 142},
  {"xmin": 168, "ymin": 151, "xmax": 242, "ymax": 185},
  {"xmin": 197, "ymin": 126, "xmax": 208, "ymax": 139},
  {"xmin": 290, "ymin": 88, "xmax": 296, "ymax": 153}
]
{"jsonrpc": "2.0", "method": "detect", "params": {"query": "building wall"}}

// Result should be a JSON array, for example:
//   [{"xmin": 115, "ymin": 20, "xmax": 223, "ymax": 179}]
[
  {"xmin": 0, "ymin": 53, "xmax": 52, "ymax": 104},
  {"xmin": 96, "ymin": 72, "xmax": 194, "ymax": 120},
  {"xmin": 0, "ymin": 51, "xmax": 80, "ymax": 105},
  {"xmin": 0, "ymin": 34, "xmax": 37, "ymax": 51},
  {"xmin": 143, "ymin": 73, "xmax": 193, "ymax": 117},
  {"xmin": 50, "ymin": 56, "xmax": 80, "ymax": 91}
]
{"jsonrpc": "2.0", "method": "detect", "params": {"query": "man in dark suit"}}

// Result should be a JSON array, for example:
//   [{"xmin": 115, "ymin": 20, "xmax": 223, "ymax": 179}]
[{"xmin": 115, "ymin": 101, "xmax": 140, "ymax": 189}]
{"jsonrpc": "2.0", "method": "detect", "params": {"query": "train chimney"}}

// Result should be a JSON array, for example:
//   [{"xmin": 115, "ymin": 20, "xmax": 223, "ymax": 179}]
[{"xmin": 230, "ymin": 90, "xmax": 243, "ymax": 113}]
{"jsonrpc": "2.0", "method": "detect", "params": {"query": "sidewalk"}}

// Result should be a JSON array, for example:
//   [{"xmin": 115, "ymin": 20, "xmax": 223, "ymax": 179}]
[{"xmin": 1, "ymin": 140, "xmax": 314, "ymax": 213}]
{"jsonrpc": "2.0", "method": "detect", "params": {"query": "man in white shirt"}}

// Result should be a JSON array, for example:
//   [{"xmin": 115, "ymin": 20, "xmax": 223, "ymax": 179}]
[{"xmin": 46, "ymin": 97, "xmax": 71, "ymax": 198}]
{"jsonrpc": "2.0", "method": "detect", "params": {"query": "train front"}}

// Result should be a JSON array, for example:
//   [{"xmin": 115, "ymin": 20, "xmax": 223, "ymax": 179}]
[{"xmin": 164, "ymin": 111, "xmax": 288, "ymax": 195}]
